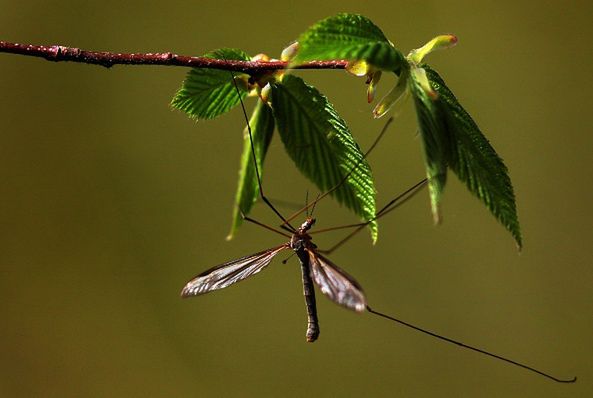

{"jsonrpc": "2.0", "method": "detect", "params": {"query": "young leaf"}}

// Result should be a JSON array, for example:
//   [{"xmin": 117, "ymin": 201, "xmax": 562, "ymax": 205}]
[
  {"xmin": 409, "ymin": 66, "xmax": 449, "ymax": 223},
  {"xmin": 227, "ymin": 100, "xmax": 275, "ymax": 240},
  {"xmin": 292, "ymin": 13, "xmax": 405, "ymax": 72},
  {"xmin": 424, "ymin": 65, "xmax": 522, "ymax": 248},
  {"xmin": 373, "ymin": 70, "xmax": 410, "ymax": 119},
  {"xmin": 171, "ymin": 48, "xmax": 250, "ymax": 120},
  {"xmin": 270, "ymin": 75, "xmax": 378, "ymax": 241}
]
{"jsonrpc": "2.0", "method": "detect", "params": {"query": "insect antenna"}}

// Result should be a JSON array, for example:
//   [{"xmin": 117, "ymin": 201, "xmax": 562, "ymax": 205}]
[
  {"xmin": 309, "ymin": 193, "xmax": 321, "ymax": 218},
  {"xmin": 239, "ymin": 210, "xmax": 291, "ymax": 239},
  {"xmin": 366, "ymin": 306, "xmax": 577, "ymax": 384},
  {"xmin": 228, "ymin": 70, "xmax": 295, "ymax": 233}
]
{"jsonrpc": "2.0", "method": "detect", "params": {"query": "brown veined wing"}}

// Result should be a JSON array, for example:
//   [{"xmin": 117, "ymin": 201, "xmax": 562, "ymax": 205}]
[
  {"xmin": 307, "ymin": 249, "xmax": 367, "ymax": 312},
  {"xmin": 181, "ymin": 244, "xmax": 290, "ymax": 297}
]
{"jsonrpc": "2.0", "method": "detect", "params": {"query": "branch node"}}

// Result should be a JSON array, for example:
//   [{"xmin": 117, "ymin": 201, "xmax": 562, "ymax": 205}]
[{"xmin": 160, "ymin": 52, "xmax": 174, "ymax": 61}]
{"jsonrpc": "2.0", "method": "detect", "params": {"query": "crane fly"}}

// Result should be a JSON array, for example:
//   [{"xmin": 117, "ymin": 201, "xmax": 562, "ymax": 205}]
[
  {"xmin": 180, "ymin": 69, "xmax": 576, "ymax": 383},
  {"xmin": 180, "ymin": 110, "xmax": 417, "ymax": 341}
]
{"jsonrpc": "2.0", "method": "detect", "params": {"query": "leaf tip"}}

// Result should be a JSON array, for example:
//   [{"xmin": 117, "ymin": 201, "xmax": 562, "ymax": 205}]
[
  {"xmin": 372, "ymin": 107, "xmax": 386, "ymax": 119},
  {"xmin": 426, "ymin": 176, "xmax": 445, "ymax": 226},
  {"xmin": 408, "ymin": 34, "xmax": 459, "ymax": 64},
  {"xmin": 432, "ymin": 206, "xmax": 442, "ymax": 225},
  {"xmin": 226, "ymin": 216, "xmax": 240, "ymax": 241},
  {"xmin": 281, "ymin": 42, "xmax": 300, "ymax": 61},
  {"xmin": 371, "ymin": 226, "xmax": 379, "ymax": 244},
  {"xmin": 515, "ymin": 235, "xmax": 523, "ymax": 252}
]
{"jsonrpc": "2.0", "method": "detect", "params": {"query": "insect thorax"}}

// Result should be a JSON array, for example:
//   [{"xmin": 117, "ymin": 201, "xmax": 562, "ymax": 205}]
[{"xmin": 290, "ymin": 217, "xmax": 316, "ymax": 251}]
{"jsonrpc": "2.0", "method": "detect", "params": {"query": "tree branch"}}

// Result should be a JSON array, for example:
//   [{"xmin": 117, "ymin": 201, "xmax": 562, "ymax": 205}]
[{"xmin": 0, "ymin": 40, "xmax": 348, "ymax": 72}]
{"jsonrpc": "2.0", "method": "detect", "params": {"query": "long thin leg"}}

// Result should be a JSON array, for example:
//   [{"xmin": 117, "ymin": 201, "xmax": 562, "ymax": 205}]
[
  {"xmin": 229, "ymin": 71, "xmax": 296, "ymax": 232},
  {"xmin": 241, "ymin": 211, "xmax": 292, "ymax": 239},
  {"xmin": 312, "ymin": 178, "xmax": 427, "ymax": 235},
  {"xmin": 366, "ymin": 306, "xmax": 577, "ymax": 384},
  {"xmin": 316, "ymin": 178, "xmax": 427, "ymax": 255},
  {"xmin": 282, "ymin": 117, "xmax": 394, "ymax": 228},
  {"xmin": 256, "ymin": 197, "xmax": 302, "ymax": 211}
]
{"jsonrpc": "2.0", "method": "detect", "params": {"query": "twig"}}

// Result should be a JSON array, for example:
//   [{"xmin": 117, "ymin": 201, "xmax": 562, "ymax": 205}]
[{"xmin": 0, "ymin": 41, "xmax": 348, "ymax": 72}]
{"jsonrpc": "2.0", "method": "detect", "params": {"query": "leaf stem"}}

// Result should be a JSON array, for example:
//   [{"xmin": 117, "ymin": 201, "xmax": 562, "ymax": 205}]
[{"xmin": 0, "ymin": 40, "xmax": 348, "ymax": 71}]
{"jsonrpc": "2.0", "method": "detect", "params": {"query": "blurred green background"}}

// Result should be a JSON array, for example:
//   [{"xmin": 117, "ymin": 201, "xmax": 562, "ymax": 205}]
[{"xmin": 1, "ymin": 1, "xmax": 592, "ymax": 397}]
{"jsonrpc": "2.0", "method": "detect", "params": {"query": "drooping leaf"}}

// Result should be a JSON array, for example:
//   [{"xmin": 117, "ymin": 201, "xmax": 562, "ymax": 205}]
[
  {"xmin": 227, "ymin": 100, "xmax": 275, "ymax": 240},
  {"xmin": 171, "ymin": 48, "xmax": 250, "ymax": 119},
  {"xmin": 424, "ymin": 65, "xmax": 522, "ymax": 248},
  {"xmin": 292, "ymin": 13, "xmax": 405, "ymax": 72},
  {"xmin": 270, "ymin": 75, "xmax": 377, "ymax": 241},
  {"xmin": 373, "ymin": 69, "xmax": 410, "ymax": 119},
  {"xmin": 409, "ymin": 66, "xmax": 449, "ymax": 223}
]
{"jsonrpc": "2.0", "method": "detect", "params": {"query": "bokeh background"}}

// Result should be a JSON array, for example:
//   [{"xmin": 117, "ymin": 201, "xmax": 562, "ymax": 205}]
[{"xmin": 1, "ymin": 1, "xmax": 592, "ymax": 397}]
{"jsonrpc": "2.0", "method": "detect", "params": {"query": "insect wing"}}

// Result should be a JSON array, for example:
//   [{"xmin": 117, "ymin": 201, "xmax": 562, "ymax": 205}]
[
  {"xmin": 307, "ymin": 250, "xmax": 367, "ymax": 312},
  {"xmin": 181, "ymin": 244, "xmax": 289, "ymax": 297}
]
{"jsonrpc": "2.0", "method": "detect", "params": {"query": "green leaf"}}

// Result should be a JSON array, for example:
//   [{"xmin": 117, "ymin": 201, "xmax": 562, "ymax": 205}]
[
  {"xmin": 227, "ymin": 100, "xmax": 275, "ymax": 240},
  {"xmin": 293, "ymin": 13, "xmax": 405, "ymax": 72},
  {"xmin": 409, "ymin": 66, "xmax": 449, "ymax": 223},
  {"xmin": 424, "ymin": 65, "xmax": 522, "ymax": 248},
  {"xmin": 270, "ymin": 75, "xmax": 377, "ymax": 241},
  {"xmin": 171, "ymin": 48, "xmax": 250, "ymax": 120}
]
